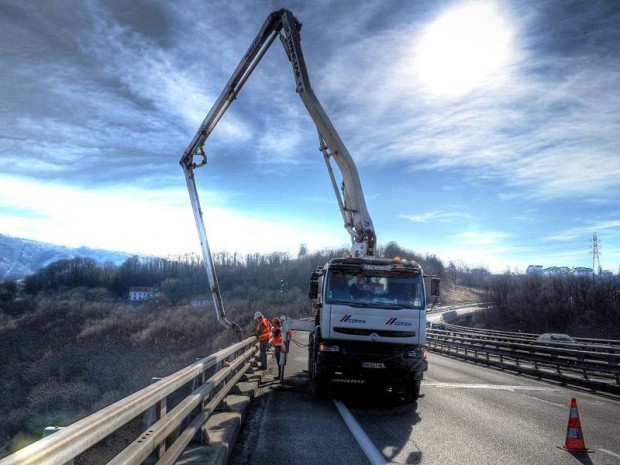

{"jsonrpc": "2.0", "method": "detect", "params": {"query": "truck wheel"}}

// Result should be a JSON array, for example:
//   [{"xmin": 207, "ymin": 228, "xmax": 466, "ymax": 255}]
[
  {"xmin": 404, "ymin": 377, "xmax": 421, "ymax": 403},
  {"xmin": 308, "ymin": 333, "xmax": 314, "ymax": 374},
  {"xmin": 313, "ymin": 373, "xmax": 329, "ymax": 399},
  {"xmin": 311, "ymin": 361, "xmax": 329, "ymax": 399}
]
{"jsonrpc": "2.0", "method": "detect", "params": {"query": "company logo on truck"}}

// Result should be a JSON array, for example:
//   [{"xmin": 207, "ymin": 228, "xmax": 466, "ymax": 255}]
[
  {"xmin": 340, "ymin": 314, "xmax": 366, "ymax": 324},
  {"xmin": 385, "ymin": 318, "xmax": 413, "ymax": 326},
  {"xmin": 362, "ymin": 265, "xmax": 393, "ymax": 271}
]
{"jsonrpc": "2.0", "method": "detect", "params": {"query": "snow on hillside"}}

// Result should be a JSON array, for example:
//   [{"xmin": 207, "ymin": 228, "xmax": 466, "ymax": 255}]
[{"xmin": 0, "ymin": 234, "xmax": 134, "ymax": 280}]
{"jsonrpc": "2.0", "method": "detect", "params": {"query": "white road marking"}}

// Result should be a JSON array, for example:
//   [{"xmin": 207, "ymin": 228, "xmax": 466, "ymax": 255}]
[
  {"xmin": 423, "ymin": 382, "xmax": 558, "ymax": 391},
  {"xmin": 599, "ymin": 448, "xmax": 620, "ymax": 459},
  {"xmin": 526, "ymin": 396, "xmax": 566, "ymax": 408},
  {"xmin": 333, "ymin": 399, "xmax": 388, "ymax": 465}
]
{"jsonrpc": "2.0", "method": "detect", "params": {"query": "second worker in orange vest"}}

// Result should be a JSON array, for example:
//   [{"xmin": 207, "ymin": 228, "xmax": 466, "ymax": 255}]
[
  {"xmin": 270, "ymin": 317, "xmax": 283, "ymax": 379},
  {"xmin": 254, "ymin": 311, "xmax": 271, "ymax": 369}
]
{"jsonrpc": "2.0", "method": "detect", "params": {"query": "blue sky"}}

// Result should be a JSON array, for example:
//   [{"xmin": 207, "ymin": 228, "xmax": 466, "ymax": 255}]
[{"xmin": 0, "ymin": 0, "xmax": 619, "ymax": 273}]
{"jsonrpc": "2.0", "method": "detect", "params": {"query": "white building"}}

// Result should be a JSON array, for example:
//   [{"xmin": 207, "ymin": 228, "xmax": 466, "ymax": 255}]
[
  {"xmin": 128, "ymin": 287, "xmax": 156, "ymax": 301},
  {"xmin": 191, "ymin": 296, "xmax": 209, "ymax": 307},
  {"xmin": 526, "ymin": 265, "xmax": 544, "ymax": 276},
  {"xmin": 573, "ymin": 267, "xmax": 593, "ymax": 277}
]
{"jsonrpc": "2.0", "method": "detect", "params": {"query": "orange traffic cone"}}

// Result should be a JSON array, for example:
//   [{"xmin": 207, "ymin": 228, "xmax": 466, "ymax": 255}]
[{"xmin": 558, "ymin": 398, "xmax": 594, "ymax": 453}]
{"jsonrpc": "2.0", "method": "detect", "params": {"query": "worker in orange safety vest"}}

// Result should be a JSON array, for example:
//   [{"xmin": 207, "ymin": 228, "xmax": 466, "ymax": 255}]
[
  {"xmin": 270, "ymin": 317, "xmax": 283, "ymax": 379},
  {"xmin": 254, "ymin": 311, "xmax": 271, "ymax": 369}
]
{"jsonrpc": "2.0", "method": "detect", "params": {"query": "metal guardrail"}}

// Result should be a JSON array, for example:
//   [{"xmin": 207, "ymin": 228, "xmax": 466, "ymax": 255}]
[
  {"xmin": 426, "ymin": 326, "xmax": 620, "ymax": 394},
  {"xmin": 0, "ymin": 337, "xmax": 257, "ymax": 465},
  {"xmin": 439, "ymin": 322, "xmax": 620, "ymax": 348}
]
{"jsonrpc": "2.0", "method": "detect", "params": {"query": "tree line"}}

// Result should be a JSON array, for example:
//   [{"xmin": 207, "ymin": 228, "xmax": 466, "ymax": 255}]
[
  {"xmin": 479, "ymin": 273, "xmax": 620, "ymax": 339},
  {"xmin": 2, "ymin": 242, "xmax": 447, "ymax": 313}
]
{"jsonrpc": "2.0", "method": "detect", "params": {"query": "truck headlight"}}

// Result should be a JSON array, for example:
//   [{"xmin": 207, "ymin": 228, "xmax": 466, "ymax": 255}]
[
  {"xmin": 319, "ymin": 343, "xmax": 340, "ymax": 352},
  {"xmin": 405, "ymin": 349, "xmax": 426, "ymax": 359}
]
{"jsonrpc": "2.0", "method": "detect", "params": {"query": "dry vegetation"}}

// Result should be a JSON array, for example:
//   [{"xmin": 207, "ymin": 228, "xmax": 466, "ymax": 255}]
[
  {"xmin": 0, "ymin": 287, "xmax": 310, "ymax": 457},
  {"xmin": 438, "ymin": 282, "xmax": 485, "ymax": 306}
]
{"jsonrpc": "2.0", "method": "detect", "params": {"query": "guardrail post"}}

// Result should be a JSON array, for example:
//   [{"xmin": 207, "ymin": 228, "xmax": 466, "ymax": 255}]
[
  {"xmin": 142, "ymin": 377, "xmax": 165, "ymax": 465},
  {"xmin": 143, "ymin": 377, "xmax": 163, "ymax": 430},
  {"xmin": 191, "ymin": 359, "xmax": 201, "ymax": 391},
  {"xmin": 157, "ymin": 397, "xmax": 168, "ymax": 458},
  {"xmin": 213, "ymin": 356, "xmax": 226, "ymax": 412},
  {"xmin": 582, "ymin": 367, "xmax": 589, "ymax": 380}
]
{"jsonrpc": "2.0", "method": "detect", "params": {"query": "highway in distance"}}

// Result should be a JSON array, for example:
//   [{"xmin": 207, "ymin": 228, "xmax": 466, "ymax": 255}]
[{"xmin": 228, "ymin": 332, "xmax": 620, "ymax": 465}]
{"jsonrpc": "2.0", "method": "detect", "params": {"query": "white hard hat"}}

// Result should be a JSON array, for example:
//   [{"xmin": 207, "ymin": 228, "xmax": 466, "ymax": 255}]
[
  {"xmin": 280, "ymin": 315, "xmax": 286, "ymax": 321},
  {"xmin": 254, "ymin": 311, "xmax": 263, "ymax": 320}
]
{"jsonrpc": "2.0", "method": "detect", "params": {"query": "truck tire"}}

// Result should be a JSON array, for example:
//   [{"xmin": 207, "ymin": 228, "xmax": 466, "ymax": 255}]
[
  {"xmin": 311, "ymin": 361, "xmax": 329, "ymax": 399},
  {"xmin": 313, "ymin": 372, "xmax": 329, "ymax": 399},
  {"xmin": 403, "ymin": 376, "xmax": 421, "ymax": 403},
  {"xmin": 308, "ymin": 333, "xmax": 314, "ymax": 374}
]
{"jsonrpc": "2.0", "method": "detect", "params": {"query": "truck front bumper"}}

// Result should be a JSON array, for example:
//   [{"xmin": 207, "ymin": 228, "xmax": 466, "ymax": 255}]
[{"xmin": 315, "ymin": 343, "xmax": 427, "ymax": 381}]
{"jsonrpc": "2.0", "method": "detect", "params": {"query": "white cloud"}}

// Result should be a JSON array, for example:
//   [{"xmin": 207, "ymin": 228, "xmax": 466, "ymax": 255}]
[
  {"xmin": 0, "ymin": 174, "xmax": 341, "ymax": 257},
  {"xmin": 400, "ymin": 211, "xmax": 471, "ymax": 223}
]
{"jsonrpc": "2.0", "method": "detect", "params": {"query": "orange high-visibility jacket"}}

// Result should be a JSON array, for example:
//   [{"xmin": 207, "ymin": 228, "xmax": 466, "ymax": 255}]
[
  {"xmin": 271, "ymin": 324, "xmax": 282, "ymax": 346},
  {"xmin": 255, "ymin": 317, "xmax": 271, "ymax": 342}
]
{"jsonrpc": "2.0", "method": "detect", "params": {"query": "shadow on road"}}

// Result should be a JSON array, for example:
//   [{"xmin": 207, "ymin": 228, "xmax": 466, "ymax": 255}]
[
  {"xmin": 568, "ymin": 451, "xmax": 594, "ymax": 465},
  {"xmin": 331, "ymin": 384, "xmax": 423, "ymax": 464}
]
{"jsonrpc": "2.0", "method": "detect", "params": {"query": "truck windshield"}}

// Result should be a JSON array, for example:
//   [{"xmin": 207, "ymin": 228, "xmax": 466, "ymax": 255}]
[{"xmin": 325, "ymin": 271, "xmax": 425, "ymax": 309}]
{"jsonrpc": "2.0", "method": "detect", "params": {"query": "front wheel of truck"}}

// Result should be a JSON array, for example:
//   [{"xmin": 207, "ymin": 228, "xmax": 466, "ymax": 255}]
[
  {"xmin": 403, "ymin": 376, "xmax": 421, "ymax": 403},
  {"xmin": 311, "ymin": 360, "xmax": 329, "ymax": 399}
]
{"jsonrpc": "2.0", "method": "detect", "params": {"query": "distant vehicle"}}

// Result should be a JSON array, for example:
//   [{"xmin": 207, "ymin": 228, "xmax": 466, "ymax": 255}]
[{"xmin": 536, "ymin": 333, "xmax": 576, "ymax": 343}]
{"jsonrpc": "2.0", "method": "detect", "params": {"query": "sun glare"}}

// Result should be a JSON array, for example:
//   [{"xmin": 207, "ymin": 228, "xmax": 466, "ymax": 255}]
[{"xmin": 414, "ymin": 2, "xmax": 513, "ymax": 98}]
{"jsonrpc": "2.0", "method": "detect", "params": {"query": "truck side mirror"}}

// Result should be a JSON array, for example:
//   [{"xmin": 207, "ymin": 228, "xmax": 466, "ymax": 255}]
[{"xmin": 430, "ymin": 277, "xmax": 440, "ymax": 297}]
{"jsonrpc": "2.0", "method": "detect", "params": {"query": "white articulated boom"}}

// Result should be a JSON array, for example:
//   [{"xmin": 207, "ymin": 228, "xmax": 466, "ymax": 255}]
[
  {"xmin": 180, "ymin": 9, "xmax": 375, "ymax": 336},
  {"xmin": 181, "ymin": 10, "xmax": 438, "ymax": 400}
]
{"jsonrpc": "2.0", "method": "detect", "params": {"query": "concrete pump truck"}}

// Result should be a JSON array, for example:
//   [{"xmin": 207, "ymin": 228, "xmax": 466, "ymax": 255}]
[{"xmin": 180, "ymin": 9, "xmax": 440, "ymax": 402}]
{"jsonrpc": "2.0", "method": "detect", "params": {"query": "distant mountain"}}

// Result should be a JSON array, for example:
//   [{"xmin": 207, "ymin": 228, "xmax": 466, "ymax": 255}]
[{"xmin": 0, "ymin": 234, "xmax": 134, "ymax": 281}]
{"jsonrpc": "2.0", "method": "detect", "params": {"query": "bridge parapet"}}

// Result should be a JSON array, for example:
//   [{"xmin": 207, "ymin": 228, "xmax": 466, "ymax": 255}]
[{"xmin": 0, "ymin": 337, "xmax": 258, "ymax": 465}]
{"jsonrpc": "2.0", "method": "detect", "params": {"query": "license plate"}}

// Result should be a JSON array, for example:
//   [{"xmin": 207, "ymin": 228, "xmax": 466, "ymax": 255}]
[{"xmin": 361, "ymin": 362, "xmax": 386, "ymax": 369}]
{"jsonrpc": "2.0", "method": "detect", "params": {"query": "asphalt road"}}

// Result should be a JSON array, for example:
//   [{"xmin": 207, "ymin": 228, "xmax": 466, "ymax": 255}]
[{"xmin": 229, "ymin": 333, "xmax": 620, "ymax": 465}]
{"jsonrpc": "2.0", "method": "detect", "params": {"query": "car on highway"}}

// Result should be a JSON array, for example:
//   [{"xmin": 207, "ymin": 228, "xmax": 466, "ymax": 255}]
[
  {"xmin": 536, "ymin": 333, "xmax": 576, "ymax": 343},
  {"xmin": 428, "ymin": 322, "xmax": 446, "ymax": 330}
]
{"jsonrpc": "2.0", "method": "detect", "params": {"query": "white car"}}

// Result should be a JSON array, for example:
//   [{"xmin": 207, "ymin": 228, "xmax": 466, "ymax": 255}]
[{"xmin": 536, "ymin": 333, "xmax": 576, "ymax": 343}]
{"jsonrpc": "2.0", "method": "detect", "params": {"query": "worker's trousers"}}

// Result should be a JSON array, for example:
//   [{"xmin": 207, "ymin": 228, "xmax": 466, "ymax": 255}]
[
  {"xmin": 273, "ymin": 345, "xmax": 282, "ymax": 374},
  {"xmin": 259, "ymin": 340, "xmax": 269, "ymax": 368}
]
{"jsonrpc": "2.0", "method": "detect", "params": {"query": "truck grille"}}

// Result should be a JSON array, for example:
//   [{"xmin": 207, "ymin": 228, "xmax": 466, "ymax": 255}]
[{"xmin": 333, "ymin": 327, "xmax": 416, "ymax": 338}]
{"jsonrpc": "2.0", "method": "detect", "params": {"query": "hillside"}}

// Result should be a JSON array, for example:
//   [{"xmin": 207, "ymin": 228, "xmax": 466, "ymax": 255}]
[
  {"xmin": 0, "ymin": 234, "xmax": 134, "ymax": 281},
  {"xmin": 438, "ymin": 283, "xmax": 485, "ymax": 306}
]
